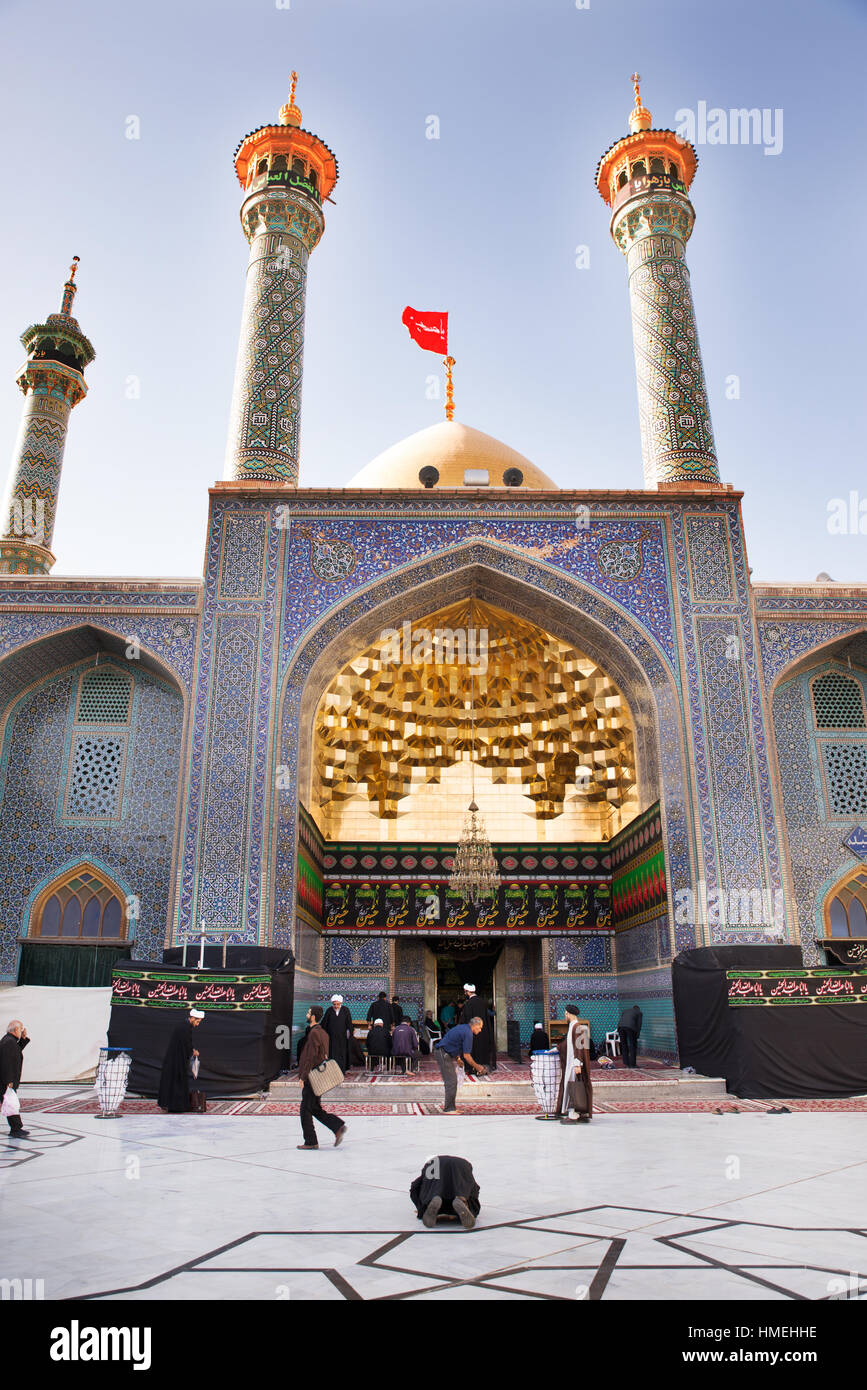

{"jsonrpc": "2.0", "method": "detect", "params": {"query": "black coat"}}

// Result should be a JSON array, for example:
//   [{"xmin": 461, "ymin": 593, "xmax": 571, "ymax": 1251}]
[
  {"xmin": 460, "ymin": 996, "xmax": 496, "ymax": 1068},
  {"xmin": 157, "ymin": 1023, "xmax": 195, "ymax": 1113},
  {"xmin": 529, "ymin": 1028, "xmax": 550, "ymax": 1053},
  {"xmin": 321, "ymin": 1006, "xmax": 353, "ymax": 1070},
  {"xmin": 410, "ymin": 1155, "xmax": 481, "ymax": 1218},
  {"xmin": 367, "ymin": 999, "xmax": 394, "ymax": 1029},
  {"xmin": 0, "ymin": 1032, "xmax": 28, "ymax": 1090},
  {"xmin": 618, "ymin": 1005, "xmax": 643, "ymax": 1034},
  {"xmin": 366, "ymin": 1024, "xmax": 391, "ymax": 1057}
]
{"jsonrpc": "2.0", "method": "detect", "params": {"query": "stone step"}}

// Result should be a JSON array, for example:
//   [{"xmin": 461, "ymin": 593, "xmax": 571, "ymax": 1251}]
[{"xmin": 268, "ymin": 1072, "xmax": 728, "ymax": 1104}]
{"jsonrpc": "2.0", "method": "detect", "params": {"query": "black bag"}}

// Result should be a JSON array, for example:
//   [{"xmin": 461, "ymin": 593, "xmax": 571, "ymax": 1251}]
[{"xmin": 189, "ymin": 1090, "xmax": 208, "ymax": 1113}]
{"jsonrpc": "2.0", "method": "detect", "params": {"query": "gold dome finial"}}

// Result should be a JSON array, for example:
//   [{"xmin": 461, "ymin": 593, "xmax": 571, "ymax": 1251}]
[
  {"xmin": 279, "ymin": 70, "xmax": 302, "ymax": 127},
  {"xmin": 628, "ymin": 71, "xmax": 652, "ymax": 133}
]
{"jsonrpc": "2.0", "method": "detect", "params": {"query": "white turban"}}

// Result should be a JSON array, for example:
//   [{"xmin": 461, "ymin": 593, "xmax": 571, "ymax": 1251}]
[
  {"xmin": 373, "ymin": 1018, "xmax": 383, "ymax": 1026},
  {"xmin": 463, "ymin": 983, "xmax": 476, "ymax": 993},
  {"xmin": 331, "ymin": 994, "xmax": 343, "ymax": 1003},
  {"xmin": 189, "ymin": 1009, "xmax": 205, "ymax": 1019}
]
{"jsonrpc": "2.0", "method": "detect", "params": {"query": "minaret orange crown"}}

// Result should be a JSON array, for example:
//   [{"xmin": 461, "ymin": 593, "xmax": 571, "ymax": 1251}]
[{"xmin": 232, "ymin": 71, "xmax": 338, "ymax": 199}]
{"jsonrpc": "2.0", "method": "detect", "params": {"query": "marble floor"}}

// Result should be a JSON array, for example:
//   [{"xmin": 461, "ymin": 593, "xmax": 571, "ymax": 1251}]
[{"xmin": 3, "ymin": 1087, "xmax": 867, "ymax": 1301}]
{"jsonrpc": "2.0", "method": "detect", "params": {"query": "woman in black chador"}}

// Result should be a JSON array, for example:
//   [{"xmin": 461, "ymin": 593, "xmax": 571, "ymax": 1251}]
[{"xmin": 157, "ymin": 1009, "xmax": 203, "ymax": 1113}]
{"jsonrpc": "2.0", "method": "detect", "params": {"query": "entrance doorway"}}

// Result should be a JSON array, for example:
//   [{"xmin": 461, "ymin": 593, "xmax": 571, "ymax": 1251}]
[{"xmin": 431, "ymin": 939, "xmax": 501, "ymax": 1026}]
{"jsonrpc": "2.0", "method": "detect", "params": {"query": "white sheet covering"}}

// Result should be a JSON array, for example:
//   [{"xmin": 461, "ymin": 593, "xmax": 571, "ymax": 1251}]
[{"xmin": 0, "ymin": 986, "xmax": 111, "ymax": 1080}]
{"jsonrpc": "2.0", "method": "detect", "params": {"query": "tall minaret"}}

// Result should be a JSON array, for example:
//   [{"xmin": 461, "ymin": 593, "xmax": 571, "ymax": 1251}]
[
  {"xmin": 0, "ymin": 258, "xmax": 95, "ymax": 574},
  {"xmin": 225, "ymin": 73, "xmax": 338, "ymax": 484},
  {"xmin": 597, "ymin": 77, "xmax": 720, "ymax": 489}
]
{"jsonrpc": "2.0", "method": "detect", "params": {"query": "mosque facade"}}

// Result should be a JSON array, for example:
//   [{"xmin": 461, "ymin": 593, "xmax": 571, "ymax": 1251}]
[{"xmin": 1, "ymin": 79, "xmax": 865, "ymax": 1060}]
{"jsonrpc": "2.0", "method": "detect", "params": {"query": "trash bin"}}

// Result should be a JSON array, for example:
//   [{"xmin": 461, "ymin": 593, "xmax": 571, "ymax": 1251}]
[
  {"xmin": 530, "ymin": 1047, "xmax": 561, "ymax": 1121},
  {"xmin": 96, "ymin": 1046, "xmax": 132, "ymax": 1119}
]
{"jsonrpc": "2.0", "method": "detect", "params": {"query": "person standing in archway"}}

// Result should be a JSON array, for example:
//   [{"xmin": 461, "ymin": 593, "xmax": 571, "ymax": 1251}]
[{"xmin": 459, "ymin": 983, "xmax": 497, "ymax": 1072}]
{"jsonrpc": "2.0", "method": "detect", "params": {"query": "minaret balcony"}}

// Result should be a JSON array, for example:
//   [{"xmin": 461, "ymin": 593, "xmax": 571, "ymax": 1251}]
[{"xmin": 611, "ymin": 168, "xmax": 688, "ymax": 217}]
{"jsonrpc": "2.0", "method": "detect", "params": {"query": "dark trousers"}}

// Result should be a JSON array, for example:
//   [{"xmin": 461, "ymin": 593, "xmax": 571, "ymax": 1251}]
[
  {"xmin": 300, "ymin": 1080, "xmax": 344, "ymax": 1146},
  {"xmin": 435, "ymin": 1048, "xmax": 459, "ymax": 1110},
  {"xmin": 620, "ymin": 1027, "xmax": 638, "ymax": 1067}
]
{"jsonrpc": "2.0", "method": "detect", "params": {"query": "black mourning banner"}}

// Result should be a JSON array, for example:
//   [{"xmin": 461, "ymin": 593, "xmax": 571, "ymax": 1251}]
[
  {"xmin": 111, "ymin": 965, "xmax": 271, "ymax": 1011},
  {"xmin": 727, "ymin": 968, "xmax": 867, "ymax": 1006},
  {"xmin": 108, "ymin": 959, "xmax": 293, "ymax": 1098},
  {"xmin": 321, "ymin": 879, "xmax": 611, "ymax": 935},
  {"xmin": 673, "ymin": 945, "xmax": 867, "ymax": 1098},
  {"xmin": 821, "ymin": 938, "xmax": 867, "ymax": 968}
]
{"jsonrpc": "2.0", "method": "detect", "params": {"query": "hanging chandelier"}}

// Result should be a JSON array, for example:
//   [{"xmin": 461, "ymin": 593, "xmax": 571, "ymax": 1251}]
[
  {"xmin": 448, "ymin": 613, "xmax": 502, "ymax": 907},
  {"xmin": 449, "ymin": 798, "xmax": 501, "ymax": 907}
]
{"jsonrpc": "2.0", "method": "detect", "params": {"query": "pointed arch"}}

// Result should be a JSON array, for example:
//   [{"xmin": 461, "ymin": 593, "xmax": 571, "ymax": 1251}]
[
  {"xmin": 25, "ymin": 858, "xmax": 135, "ymax": 941},
  {"xmin": 822, "ymin": 865, "xmax": 867, "ymax": 939},
  {"xmin": 264, "ymin": 539, "xmax": 697, "ymax": 954}
]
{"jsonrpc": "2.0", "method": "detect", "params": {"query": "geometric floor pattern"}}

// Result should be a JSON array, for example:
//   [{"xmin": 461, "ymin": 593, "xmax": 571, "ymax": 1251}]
[
  {"xmin": 81, "ymin": 1208, "xmax": 867, "ymax": 1302},
  {"xmin": 5, "ymin": 1102, "xmax": 867, "ymax": 1301}
]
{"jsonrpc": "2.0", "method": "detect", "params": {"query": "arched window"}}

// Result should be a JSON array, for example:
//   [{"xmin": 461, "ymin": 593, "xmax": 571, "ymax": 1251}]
[
  {"xmin": 669, "ymin": 160, "xmax": 681, "ymax": 181},
  {"xmin": 824, "ymin": 868, "xmax": 867, "ymax": 938},
  {"xmin": 631, "ymin": 160, "xmax": 646, "ymax": 177},
  {"xmin": 812, "ymin": 670, "xmax": 866, "ymax": 729},
  {"xmin": 617, "ymin": 170, "xmax": 628, "ymax": 189},
  {"xmin": 650, "ymin": 157, "xmax": 665, "ymax": 176},
  {"xmin": 292, "ymin": 156, "xmax": 306, "ymax": 175},
  {"xmin": 31, "ymin": 865, "xmax": 129, "ymax": 941},
  {"xmin": 271, "ymin": 154, "xmax": 287, "ymax": 173},
  {"xmin": 307, "ymin": 167, "xmax": 318, "ymax": 191},
  {"xmin": 256, "ymin": 158, "xmax": 268, "ymax": 177}
]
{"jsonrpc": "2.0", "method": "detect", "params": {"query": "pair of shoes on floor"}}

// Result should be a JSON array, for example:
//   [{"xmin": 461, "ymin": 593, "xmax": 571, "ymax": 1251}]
[
  {"xmin": 334, "ymin": 1124, "xmax": 348, "ymax": 1146},
  {"xmin": 440, "ymin": 1107, "xmax": 463, "ymax": 1115},
  {"xmin": 8, "ymin": 1129, "xmax": 30, "ymax": 1139},
  {"xmin": 296, "ymin": 1143, "xmax": 319, "ymax": 1150},
  {"xmin": 767, "ymin": 1105, "xmax": 791, "ymax": 1114}
]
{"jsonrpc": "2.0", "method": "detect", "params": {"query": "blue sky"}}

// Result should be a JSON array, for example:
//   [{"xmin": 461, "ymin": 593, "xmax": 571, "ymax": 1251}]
[{"xmin": 0, "ymin": 0, "xmax": 864, "ymax": 581}]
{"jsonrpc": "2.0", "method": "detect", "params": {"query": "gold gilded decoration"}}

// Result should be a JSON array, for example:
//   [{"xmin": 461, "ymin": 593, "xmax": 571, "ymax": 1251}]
[
  {"xmin": 279, "ymin": 70, "xmax": 302, "ymax": 127},
  {"xmin": 629, "ymin": 71, "xmax": 652, "ymax": 133},
  {"xmin": 444, "ymin": 356, "xmax": 455, "ymax": 422},
  {"xmin": 348, "ymin": 421, "xmax": 557, "ymax": 490},
  {"xmin": 311, "ymin": 599, "xmax": 639, "ymax": 842}
]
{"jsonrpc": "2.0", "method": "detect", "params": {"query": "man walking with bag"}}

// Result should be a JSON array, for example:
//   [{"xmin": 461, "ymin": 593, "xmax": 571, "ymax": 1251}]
[
  {"xmin": 297, "ymin": 1005, "xmax": 348, "ymax": 1151},
  {"xmin": 1, "ymin": 1019, "xmax": 31, "ymax": 1139}
]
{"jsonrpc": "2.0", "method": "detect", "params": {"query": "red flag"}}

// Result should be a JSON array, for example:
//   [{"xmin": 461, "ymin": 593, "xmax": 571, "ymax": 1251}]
[{"xmin": 402, "ymin": 306, "xmax": 448, "ymax": 354}]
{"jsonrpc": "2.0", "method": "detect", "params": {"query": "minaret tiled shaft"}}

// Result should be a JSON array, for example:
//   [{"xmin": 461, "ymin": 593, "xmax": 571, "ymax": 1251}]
[
  {"xmin": 0, "ymin": 258, "xmax": 95, "ymax": 575},
  {"xmin": 597, "ymin": 81, "xmax": 720, "ymax": 489},
  {"xmin": 225, "ymin": 77, "xmax": 338, "ymax": 483}
]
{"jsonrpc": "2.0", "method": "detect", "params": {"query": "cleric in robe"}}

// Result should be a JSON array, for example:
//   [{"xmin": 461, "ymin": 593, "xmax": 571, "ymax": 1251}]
[
  {"xmin": 459, "ymin": 984, "xmax": 497, "ymax": 1071},
  {"xmin": 157, "ymin": 1009, "xmax": 204, "ymax": 1113},
  {"xmin": 556, "ymin": 1004, "xmax": 593, "ymax": 1123},
  {"xmin": 321, "ymin": 994, "xmax": 353, "ymax": 1072}
]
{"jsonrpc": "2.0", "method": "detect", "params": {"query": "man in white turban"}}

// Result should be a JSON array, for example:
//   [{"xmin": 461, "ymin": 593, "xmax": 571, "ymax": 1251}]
[{"xmin": 321, "ymin": 993, "xmax": 353, "ymax": 1072}]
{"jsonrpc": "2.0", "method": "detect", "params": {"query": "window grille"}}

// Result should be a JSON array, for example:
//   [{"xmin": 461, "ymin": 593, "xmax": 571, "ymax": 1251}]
[
  {"xmin": 66, "ymin": 735, "xmax": 125, "ymax": 819},
  {"xmin": 77, "ymin": 667, "xmax": 132, "ymax": 723},
  {"xmin": 812, "ymin": 671, "xmax": 865, "ymax": 729},
  {"xmin": 822, "ymin": 742, "xmax": 867, "ymax": 817}
]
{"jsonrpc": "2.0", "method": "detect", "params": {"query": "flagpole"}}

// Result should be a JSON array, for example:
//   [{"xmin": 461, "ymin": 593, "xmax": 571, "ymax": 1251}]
[{"xmin": 444, "ymin": 356, "xmax": 455, "ymax": 421}]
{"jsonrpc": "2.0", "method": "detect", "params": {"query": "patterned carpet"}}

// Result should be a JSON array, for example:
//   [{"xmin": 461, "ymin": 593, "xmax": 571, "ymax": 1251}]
[{"xmin": 24, "ymin": 1093, "xmax": 867, "ymax": 1117}]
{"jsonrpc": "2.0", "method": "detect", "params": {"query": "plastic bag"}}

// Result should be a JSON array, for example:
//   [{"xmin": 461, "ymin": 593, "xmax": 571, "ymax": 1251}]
[{"xmin": 1, "ymin": 1087, "xmax": 21, "ymax": 1117}]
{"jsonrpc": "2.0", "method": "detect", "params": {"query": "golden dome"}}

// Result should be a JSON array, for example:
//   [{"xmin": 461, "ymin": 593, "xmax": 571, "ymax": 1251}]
[{"xmin": 348, "ymin": 421, "xmax": 557, "ymax": 490}]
